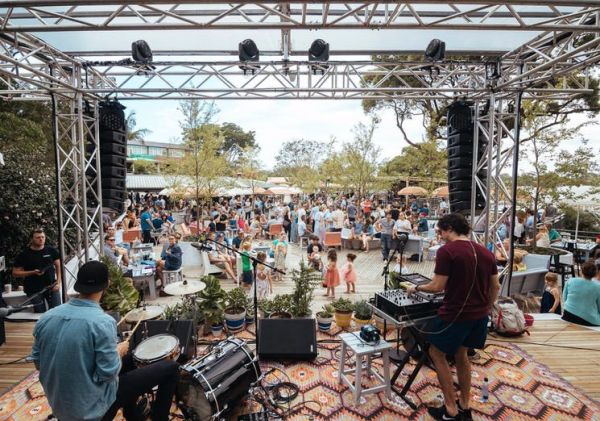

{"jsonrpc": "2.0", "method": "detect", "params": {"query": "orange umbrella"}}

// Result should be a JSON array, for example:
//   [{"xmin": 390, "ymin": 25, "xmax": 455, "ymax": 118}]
[
  {"xmin": 397, "ymin": 186, "xmax": 428, "ymax": 196},
  {"xmin": 432, "ymin": 186, "xmax": 449, "ymax": 197}
]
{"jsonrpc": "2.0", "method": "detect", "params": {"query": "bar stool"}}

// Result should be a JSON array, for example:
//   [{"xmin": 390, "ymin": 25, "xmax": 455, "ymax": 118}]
[{"xmin": 338, "ymin": 332, "xmax": 392, "ymax": 405}]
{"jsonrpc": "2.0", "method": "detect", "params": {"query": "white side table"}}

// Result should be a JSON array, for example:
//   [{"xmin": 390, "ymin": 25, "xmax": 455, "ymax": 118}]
[{"xmin": 338, "ymin": 332, "xmax": 392, "ymax": 405}]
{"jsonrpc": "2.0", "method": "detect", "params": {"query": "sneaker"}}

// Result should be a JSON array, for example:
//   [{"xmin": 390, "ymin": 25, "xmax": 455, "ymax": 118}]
[
  {"xmin": 457, "ymin": 401, "xmax": 473, "ymax": 421},
  {"xmin": 427, "ymin": 405, "xmax": 461, "ymax": 420}
]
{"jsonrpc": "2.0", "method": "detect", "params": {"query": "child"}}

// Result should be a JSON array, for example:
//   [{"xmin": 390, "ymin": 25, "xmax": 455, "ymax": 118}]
[
  {"xmin": 273, "ymin": 242, "xmax": 287, "ymax": 281},
  {"xmin": 512, "ymin": 253, "xmax": 527, "ymax": 272},
  {"xmin": 255, "ymin": 251, "xmax": 272, "ymax": 299},
  {"xmin": 393, "ymin": 254, "xmax": 410, "ymax": 275},
  {"xmin": 240, "ymin": 242, "xmax": 253, "ymax": 291},
  {"xmin": 341, "ymin": 253, "xmax": 357, "ymax": 293},
  {"xmin": 310, "ymin": 244, "xmax": 323, "ymax": 273},
  {"xmin": 540, "ymin": 272, "xmax": 562, "ymax": 315},
  {"xmin": 324, "ymin": 249, "xmax": 340, "ymax": 298}
]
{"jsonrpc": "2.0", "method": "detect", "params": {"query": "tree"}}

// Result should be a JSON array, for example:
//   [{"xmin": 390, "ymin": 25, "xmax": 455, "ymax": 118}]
[
  {"xmin": 126, "ymin": 110, "xmax": 152, "ymax": 142},
  {"xmin": 337, "ymin": 118, "xmax": 382, "ymax": 198},
  {"xmin": 273, "ymin": 139, "xmax": 329, "ymax": 191},
  {"xmin": 238, "ymin": 146, "xmax": 264, "ymax": 207},
  {"xmin": 380, "ymin": 138, "xmax": 447, "ymax": 191},
  {"xmin": 220, "ymin": 122, "xmax": 257, "ymax": 166},
  {"xmin": 131, "ymin": 159, "xmax": 159, "ymax": 174}
]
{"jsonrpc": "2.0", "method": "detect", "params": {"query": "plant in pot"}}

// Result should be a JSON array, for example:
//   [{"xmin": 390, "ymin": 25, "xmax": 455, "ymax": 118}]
[
  {"xmin": 245, "ymin": 294, "xmax": 256, "ymax": 324},
  {"xmin": 100, "ymin": 256, "xmax": 139, "ymax": 318},
  {"xmin": 289, "ymin": 260, "xmax": 321, "ymax": 318},
  {"xmin": 316, "ymin": 304, "xmax": 335, "ymax": 332},
  {"xmin": 162, "ymin": 300, "xmax": 205, "ymax": 334},
  {"xmin": 269, "ymin": 294, "xmax": 293, "ymax": 319},
  {"xmin": 353, "ymin": 300, "xmax": 372, "ymax": 328},
  {"xmin": 197, "ymin": 275, "xmax": 227, "ymax": 335},
  {"xmin": 331, "ymin": 297, "xmax": 354, "ymax": 329},
  {"xmin": 224, "ymin": 287, "xmax": 247, "ymax": 333},
  {"xmin": 258, "ymin": 298, "xmax": 274, "ymax": 318}
]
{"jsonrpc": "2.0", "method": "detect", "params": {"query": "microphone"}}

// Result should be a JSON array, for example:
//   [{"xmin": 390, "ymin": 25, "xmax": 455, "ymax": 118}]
[{"xmin": 0, "ymin": 304, "xmax": 34, "ymax": 317}]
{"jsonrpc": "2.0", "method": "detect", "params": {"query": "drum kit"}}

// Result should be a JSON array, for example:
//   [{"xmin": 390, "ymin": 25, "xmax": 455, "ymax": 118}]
[{"xmin": 118, "ymin": 278, "xmax": 259, "ymax": 420}]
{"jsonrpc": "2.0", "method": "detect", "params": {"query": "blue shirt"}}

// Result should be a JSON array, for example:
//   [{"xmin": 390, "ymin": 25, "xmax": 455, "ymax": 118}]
[
  {"xmin": 563, "ymin": 277, "xmax": 600, "ymax": 325},
  {"xmin": 140, "ymin": 211, "xmax": 153, "ymax": 231},
  {"xmin": 31, "ymin": 299, "xmax": 121, "ymax": 421}
]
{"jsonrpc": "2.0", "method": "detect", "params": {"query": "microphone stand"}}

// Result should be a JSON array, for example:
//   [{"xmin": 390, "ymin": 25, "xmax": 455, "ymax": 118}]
[{"xmin": 204, "ymin": 237, "xmax": 285, "ymax": 353}]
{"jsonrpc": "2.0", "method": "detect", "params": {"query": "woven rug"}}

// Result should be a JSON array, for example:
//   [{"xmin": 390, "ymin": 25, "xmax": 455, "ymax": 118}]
[{"xmin": 1, "ymin": 325, "xmax": 599, "ymax": 421}]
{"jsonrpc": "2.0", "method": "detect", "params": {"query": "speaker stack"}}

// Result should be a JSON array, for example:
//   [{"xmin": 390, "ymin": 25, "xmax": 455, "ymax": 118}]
[
  {"xmin": 98, "ymin": 101, "xmax": 127, "ymax": 213},
  {"xmin": 447, "ymin": 101, "xmax": 486, "ymax": 215}
]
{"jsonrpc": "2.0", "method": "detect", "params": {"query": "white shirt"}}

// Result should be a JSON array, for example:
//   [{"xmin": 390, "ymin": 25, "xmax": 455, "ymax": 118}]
[
  {"xmin": 332, "ymin": 210, "xmax": 345, "ymax": 229},
  {"xmin": 297, "ymin": 208, "xmax": 306, "ymax": 221},
  {"xmin": 394, "ymin": 219, "xmax": 412, "ymax": 233}
]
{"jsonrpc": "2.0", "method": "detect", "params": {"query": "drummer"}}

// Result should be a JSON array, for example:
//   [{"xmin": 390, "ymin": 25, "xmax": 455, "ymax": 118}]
[{"xmin": 31, "ymin": 261, "xmax": 179, "ymax": 421}]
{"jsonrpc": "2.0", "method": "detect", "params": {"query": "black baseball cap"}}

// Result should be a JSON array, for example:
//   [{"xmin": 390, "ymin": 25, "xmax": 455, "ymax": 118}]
[{"xmin": 74, "ymin": 261, "xmax": 109, "ymax": 294}]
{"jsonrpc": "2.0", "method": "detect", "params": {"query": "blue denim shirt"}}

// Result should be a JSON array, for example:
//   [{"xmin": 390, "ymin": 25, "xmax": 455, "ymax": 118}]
[{"xmin": 31, "ymin": 298, "xmax": 121, "ymax": 421}]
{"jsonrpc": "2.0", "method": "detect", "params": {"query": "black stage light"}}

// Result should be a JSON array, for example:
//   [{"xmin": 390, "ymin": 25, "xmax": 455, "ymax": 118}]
[
  {"xmin": 131, "ymin": 40, "xmax": 153, "ymax": 64},
  {"xmin": 425, "ymin": 39, "xmax": 446, "ymax": 62},
  {"xmin": 308, "ymin": 39, "xmax": 329, "ymax": 75},
  {"xmin": 239, "ymin": 39, "xmax": 260, "ymax": 75},
  {"xmin": 485, "ymin": 59, "xmax": 501, "ymax": 80}
]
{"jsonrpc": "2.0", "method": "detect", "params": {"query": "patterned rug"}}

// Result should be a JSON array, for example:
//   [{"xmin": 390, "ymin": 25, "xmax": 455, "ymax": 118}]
[{"xmin": 1, "ymin": 324, "xmax": 599, "ymax": 421}]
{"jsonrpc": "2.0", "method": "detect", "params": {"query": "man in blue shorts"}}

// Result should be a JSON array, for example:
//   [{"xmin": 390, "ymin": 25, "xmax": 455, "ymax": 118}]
[{"xmin": 407, "ymin": 213, "xmax": 500, "ymax": 420}]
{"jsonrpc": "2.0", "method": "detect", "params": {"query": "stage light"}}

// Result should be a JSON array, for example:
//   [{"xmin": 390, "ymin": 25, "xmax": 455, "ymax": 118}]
[
  {"xmin": 424, "ymin": 39, "xmax": 445, "ymax": 62},
  {"xmin": 485, "ymin": 59, "xmax": 501, "ymax": 81},
  {"xmin": 131, "ymin": 40, "xmax": 153, "ymax": 64},
  {"xmin": 308, "ymin": 39, "xmax": 329, "ymax": 75},
  {"xmin": 239, "ymin": 39, "xmax": 260, "ymax": 75}
]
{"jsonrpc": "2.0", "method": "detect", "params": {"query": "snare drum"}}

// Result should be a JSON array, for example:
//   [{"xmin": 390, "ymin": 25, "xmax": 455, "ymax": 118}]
[
  {"xmin": 177, "ymin": 337, "xmax": 260, "ymax": 421},
  {"xmin": 133, "ymin": 334, "xmax": 180, "ymax": 365}
]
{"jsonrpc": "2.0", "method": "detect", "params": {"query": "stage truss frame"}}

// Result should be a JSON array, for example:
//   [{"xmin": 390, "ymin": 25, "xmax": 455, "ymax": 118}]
[{"xmin": 0, "ymin": 1, "xmax": 599, "ymax": 290}]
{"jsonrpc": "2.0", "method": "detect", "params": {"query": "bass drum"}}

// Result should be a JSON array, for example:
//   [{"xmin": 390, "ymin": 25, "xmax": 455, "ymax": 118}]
[{"xmin": 177, "ymin": 337, "xmax": 260, "ymax": 421}]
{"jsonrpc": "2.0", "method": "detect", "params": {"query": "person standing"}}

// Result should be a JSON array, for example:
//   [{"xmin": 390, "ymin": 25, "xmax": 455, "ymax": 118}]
[
  {"xmin": 407, "ymin": 213, "xmax": 500, "ymax": 421},
  {"xmin": 140, "ymin": 206, "xmax": 154, "ymax": 244},
  {"xmin": 13, "ymin": 228, "xmax": 61, "ymax": 313},
  {"xmin": 347, "ymin": 201, "xmax": 358, "ymax": 223},
  {"xmin": 31, "ymin": 261, "xmax": 179, "ymax": 421},
  {"xmin": 378, "ymin": 212, "xmax": 396, "ymax": 262}
]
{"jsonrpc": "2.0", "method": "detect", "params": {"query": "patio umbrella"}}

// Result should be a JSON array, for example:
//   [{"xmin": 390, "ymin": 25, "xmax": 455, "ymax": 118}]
[
  {"xmin": 397, "ymin": 186, "xmax": 428, "ymax": 196},
  {"xmin": 252, "ymin": 186, "xmax": 267, "ymax": 194},
  {"xmin": 431, "ymin": 186, "xmax": 449, "ymax": 197}
]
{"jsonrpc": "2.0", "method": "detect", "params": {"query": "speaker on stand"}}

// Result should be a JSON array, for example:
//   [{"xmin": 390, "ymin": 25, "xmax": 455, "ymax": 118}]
[
  {"xmin": 98, "ymin": 100, "xmax": 128, "ymax": 214},
  {"xmin": 447, "ymin": 101, "xmax": 487, "ymax": 215}
]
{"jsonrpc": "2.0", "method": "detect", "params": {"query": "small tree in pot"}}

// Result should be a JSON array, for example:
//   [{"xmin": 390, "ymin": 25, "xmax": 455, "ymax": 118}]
[
  {"xmin": 100, "ymin": 256, "xmax": 139, "ymax": 317},
  {"xmin": 269, "ymin": 294, "xmax": 293, "ymax": 319},
  {"xmin": 290, "ymin": 260, "xmax": 321, "ymax": 318},
  {"xmin": 197, "ymin": 275, "xmax": 227, "ymax": 335},
  {"xmin": 224, "ymin": 287, "xmax": 248, "ymax": 332},
  {"xmin": 331, "ymin": 297, "xmax": 354, "ymax": 328}
]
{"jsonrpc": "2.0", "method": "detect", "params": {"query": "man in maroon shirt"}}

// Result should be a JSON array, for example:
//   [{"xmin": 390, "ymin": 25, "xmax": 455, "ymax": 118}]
[{"xmin": 407, "ymin": 213, "xmax": 500, "ymax": 421}]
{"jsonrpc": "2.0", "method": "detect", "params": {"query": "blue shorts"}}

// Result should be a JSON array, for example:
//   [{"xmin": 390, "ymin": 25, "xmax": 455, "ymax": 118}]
[
  {"xmin": 242, "ymin": 270, "xmax": 253, "ymax": 285},
  {"xmin": 427, "ymin": 315, "xmax": 489, "ymax": 356}
]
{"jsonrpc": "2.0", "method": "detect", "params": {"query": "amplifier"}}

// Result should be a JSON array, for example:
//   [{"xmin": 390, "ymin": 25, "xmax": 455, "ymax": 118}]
[{"xmin": 374, "ymin": 289, "xmax": 442, "ymax": 321}]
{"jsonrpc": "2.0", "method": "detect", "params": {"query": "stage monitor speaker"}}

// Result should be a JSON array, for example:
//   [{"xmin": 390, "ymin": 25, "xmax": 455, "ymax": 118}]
[
  {"xmin": 131, "ymin": 319, "xmax": 195, "ymax": 362},
  {"xmin": 258, "ymin": 318, "xmax": 317, "ymax": 361}
]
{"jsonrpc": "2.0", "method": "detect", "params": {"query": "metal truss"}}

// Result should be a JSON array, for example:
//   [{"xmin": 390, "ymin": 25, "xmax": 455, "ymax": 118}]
[
  {"xmin": 1, "ymin": 1, "xmax": 599, "ymax": 32},
  {"xmin": 52, "ymin": 74, "xmax": 103, "ymax": 292}
]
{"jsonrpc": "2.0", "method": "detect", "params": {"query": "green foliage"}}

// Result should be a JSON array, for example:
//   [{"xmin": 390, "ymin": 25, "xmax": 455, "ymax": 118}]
[
  {"xmin": 220, "ymin": 122, "xmax": 257, "ymax": 165},
  {"xmin": 131, "ymin": 159, "xmax": 159, "ymax": 174},
  {"xmin": 226, "ymin": 287, "xmax": 248, "ymax": 312},
  {"xmin": 100, "ymin": 256, "xmax": 139, "ymax": 314},
  {"xmin": 270, "ymin": 294, "xmax": 293, "ymax": 314},
  {"xmin": 0, "ymin": 109, "xmax": 58, "ymax": 282},
  {"xmin": 331, "ymin": 297, "xmax": 354, "ymax": 312},
  {"xmin": 258, "ymin": 298, "xmax": 275, "ymax": 315},
  {"xmin": 197, "ymin": 275, "xmax": 227, "ymax": 325},
  {"xmin": 274, "ymin": 139, "xmax": 328, "ymax": 191},
  {"xmin": 560, "ymin": 204, "xmax": 600, "ymax": 233},
  {"xmin": 126, "ymin": 110, "xmax": 152, "ymax": 141},
  {"xmin": 353, "ymin": 300, "xmax": 372, "ymax": 320},
  {"xmin": 289, "ymin": 260, "xmax": 321, "ymax": 317},
  {"xmin": 317, "ymin": 304, "xmax": 335, "ymax": 318},
  {"xmin": 162, "ymin": 299, "xmax": 204, "ymax": 323},
  {"xmin": 388, "ymin": 271, "xmax": 402, "ymax": 290}
]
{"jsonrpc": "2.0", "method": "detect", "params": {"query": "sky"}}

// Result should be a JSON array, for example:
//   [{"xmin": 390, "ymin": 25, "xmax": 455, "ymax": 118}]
[{"xmin": 123, "ymin": 99, "xmax": 425, "ymax": 169}]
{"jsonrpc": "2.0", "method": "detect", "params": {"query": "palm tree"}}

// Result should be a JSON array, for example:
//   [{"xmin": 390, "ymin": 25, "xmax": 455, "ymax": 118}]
[{"xmin": 126, "ymin": 110, "xmax": 152, "ymax": 142}]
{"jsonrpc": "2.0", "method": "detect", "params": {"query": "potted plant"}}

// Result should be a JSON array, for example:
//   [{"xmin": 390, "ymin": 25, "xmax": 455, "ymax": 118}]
[
  {"xmin": 331, "ymin": 297, "xmax": 354, "ymax": 328},
  {"xmin": 245, "ymin": 295, "xmax": 256, "ymax": 324},
  {"xmin": 258, "ymin": 298, "xmax": 274, "ymax": 318},
  {"xmin": 316, "ymin": 304, "xmax": 335, "ymax": 331},
  {"xmin": 100, "ymin": 256, "xmax": 139, "ymax": 317},
  {"xmin": 388, "ymin": 271, "xmax": 402, "ymax": 290},
  {"xmin": 353, "ymin": 300, "xmax": 372, "ymax": 328},
  {"xmin": 269, "ymin": 294, "xmax": 293, "ymax": 319},
  {"xmin": 224, "ymin": 287, "xmax": 247, "ymax": 332},
  {"xmin": 289, "ymin": 260, "xmax": 321, "ymax": 318},
  {"xmin": 197, "ymin": 275, "xmax": 227, "ymax": 336}
]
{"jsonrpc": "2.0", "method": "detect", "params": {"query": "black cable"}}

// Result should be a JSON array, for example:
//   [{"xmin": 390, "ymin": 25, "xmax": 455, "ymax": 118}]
[{"xmin": 0, "ymin": 356, "xmax": 30, "ymax": 365}]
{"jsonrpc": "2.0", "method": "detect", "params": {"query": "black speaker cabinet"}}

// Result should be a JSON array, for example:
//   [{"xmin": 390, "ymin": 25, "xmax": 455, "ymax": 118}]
[
  {"xmin": 258, "ymin": 318, "xmax": 317, "ymax": 361},
  {"xmin": 131, "ymin": 319, "xmax": 195, "ymax": 363}
]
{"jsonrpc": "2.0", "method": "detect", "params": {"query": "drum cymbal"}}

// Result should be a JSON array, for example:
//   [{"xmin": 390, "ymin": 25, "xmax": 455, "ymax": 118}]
[
  {"xmin": 163, "ymin": 280, "xmax": 206, "ymax": 296},
  {"xmin": 125, "ymin": 305, "xmax": 164, "ymax": 322}
]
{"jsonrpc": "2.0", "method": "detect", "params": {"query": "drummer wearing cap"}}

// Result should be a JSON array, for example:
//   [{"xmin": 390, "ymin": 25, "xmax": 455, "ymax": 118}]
[{"xmin": 31, "ymin": 261, "xmax": 179, "ymax": 421}]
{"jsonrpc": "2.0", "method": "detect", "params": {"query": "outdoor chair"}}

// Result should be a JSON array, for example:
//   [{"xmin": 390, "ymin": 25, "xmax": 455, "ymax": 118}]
[
  {"xmin": 325, "ymin": 231, "xmax": 342, "ymax": 249},
  {"xmin": 267, "ymin": 223, "xmax": 283, "ymax": 239}
]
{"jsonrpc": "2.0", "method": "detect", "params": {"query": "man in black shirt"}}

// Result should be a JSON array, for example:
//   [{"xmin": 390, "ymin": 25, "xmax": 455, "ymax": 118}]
[{"xmin": 13, "ymin": 228, "xmax": 61, "ymax": 313}]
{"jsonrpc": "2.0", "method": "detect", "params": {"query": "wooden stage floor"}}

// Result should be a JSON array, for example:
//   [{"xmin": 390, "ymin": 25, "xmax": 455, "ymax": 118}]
[{"xmin": 2, "ymin": 242, "xmax": 599, "ymax": 402}]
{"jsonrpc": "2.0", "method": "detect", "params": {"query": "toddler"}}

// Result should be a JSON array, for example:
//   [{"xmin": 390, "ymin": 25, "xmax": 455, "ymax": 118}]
[
  {"xmin": 540, "ymin": 272, "xmax": 561, "ymax": 315},
  {"xmin": 273, "ymin": 243, "xmax": 287, "ymax": 281},
  {"xmin": 255, "ymin": 251, "xmax": 272, "ymax": 299},
  {"xmin": 324, "ymin": 249, "xmax": 340, "ymax": 298},
  {"xmin": 240, "ymin": 242, "xmax": 253, "ymax": 291},
  {"xmin": 310, "ymin": 244, "xmax": 323, "ymax": 273},
  {"xmin": 341, "ymin": 253, "xmax": 357, "ymax": 293}
]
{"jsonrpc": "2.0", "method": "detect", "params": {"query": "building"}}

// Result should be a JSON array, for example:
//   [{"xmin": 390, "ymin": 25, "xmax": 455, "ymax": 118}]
[{"xmin": 126, "ymin": 140, "xmax": 189, "ymax": 172}]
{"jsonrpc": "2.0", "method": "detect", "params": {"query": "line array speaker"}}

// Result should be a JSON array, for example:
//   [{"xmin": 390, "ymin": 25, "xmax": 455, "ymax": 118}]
[{"xmin": 99, "ymin": 101, "xmax": 127, "ymax": 213}]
